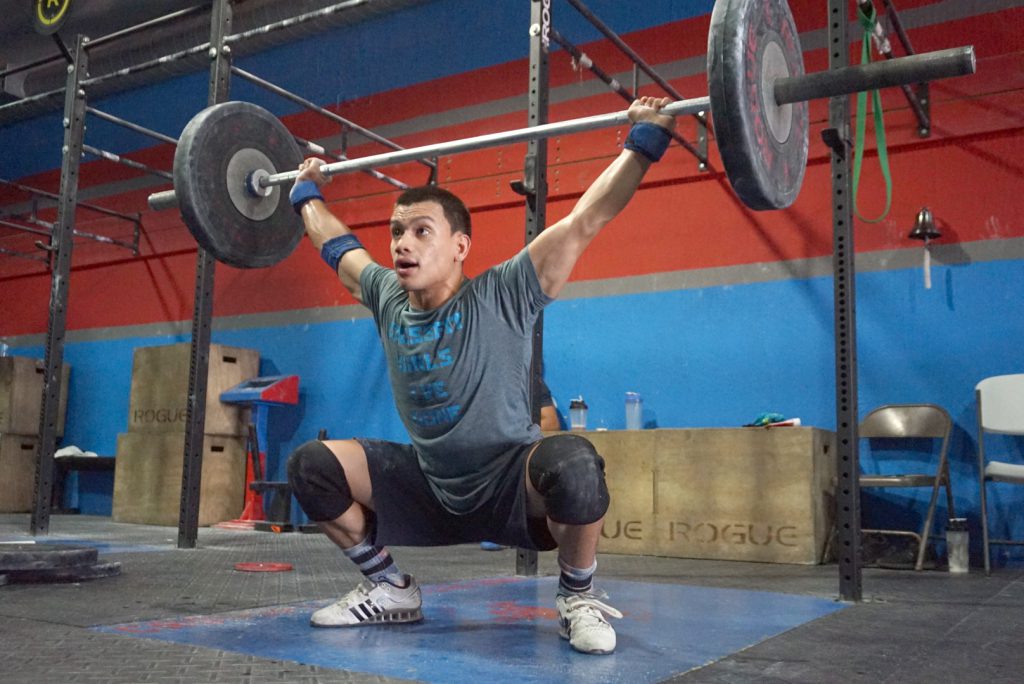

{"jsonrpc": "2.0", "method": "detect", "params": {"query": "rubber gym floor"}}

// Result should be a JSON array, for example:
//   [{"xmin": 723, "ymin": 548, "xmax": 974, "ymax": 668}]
[{"xmin": 1, "ymin": 514, "xmax": 1021, "ymax": 683}]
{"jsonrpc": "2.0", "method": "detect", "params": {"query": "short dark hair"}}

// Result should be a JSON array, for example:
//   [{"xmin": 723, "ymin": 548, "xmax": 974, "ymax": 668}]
[{"xmin": 395, "ymin": 185, "xmax": 472, "ymax": 237}]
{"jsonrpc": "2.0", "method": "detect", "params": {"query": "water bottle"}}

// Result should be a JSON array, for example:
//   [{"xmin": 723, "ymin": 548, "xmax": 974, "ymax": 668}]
[
  {"xmin": 946, "ymin": 518, "xmax": 969, "ymax": 574},
  {"xmin": 569, "ymin": 396, "xmax": 588, "ymax": 431},
  {"xmin": 625, "ymin": 392, "xmax": 642, "ymax": 430}
]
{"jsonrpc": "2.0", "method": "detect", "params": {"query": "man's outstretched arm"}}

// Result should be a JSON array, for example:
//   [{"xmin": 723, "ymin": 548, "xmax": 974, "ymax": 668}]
[
  {"xmin": 292, "ymin": 158, "xmax": 375, "ymax": 303},
  {"xmin": 527, "ymin": 96, "xmax": 676, "ymax": 299}
]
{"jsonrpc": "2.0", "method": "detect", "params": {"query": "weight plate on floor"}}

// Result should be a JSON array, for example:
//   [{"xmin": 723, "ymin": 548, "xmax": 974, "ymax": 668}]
[
  {"xmin": 707, "ymin": 0, "xmax": 808, "ymax": 210},
  {"xmin": 173, "ymin": 101, "xmax": 304, "ymax": 268},
  {"xmin": 6, "ymin": 560, "xmax": 122, "ymax": 584},
  {"xmin": 0, "ymin": 543, "xmax": 98, "ymax": 571}
]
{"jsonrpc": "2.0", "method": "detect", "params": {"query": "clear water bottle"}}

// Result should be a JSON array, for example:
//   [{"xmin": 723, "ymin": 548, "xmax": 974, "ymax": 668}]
[
  {"xmin": 946, "ymin": 518, "xmax": 969, "ymax": 574},
  {"xmin": 625, "ymin": 392, "xmax": 642, "ymax": 430},
  {"xmin": 569, "ymin": 396, "xmax": 588, "ymax": 431}
]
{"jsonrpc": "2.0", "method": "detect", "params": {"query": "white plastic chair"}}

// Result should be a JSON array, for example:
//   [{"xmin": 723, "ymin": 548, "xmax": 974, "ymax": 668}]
[
  {"xmin": 859, "ymin": 404, "xmax": 954, "ymax": 570},
  {"xmin": 976, "ymin": 373, "xmax": 1024, "ymax": 575}
]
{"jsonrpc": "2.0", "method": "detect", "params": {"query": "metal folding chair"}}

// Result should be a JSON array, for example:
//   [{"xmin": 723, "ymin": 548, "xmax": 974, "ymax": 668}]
[{"xmin": 860, "ymin": 404, "xmax": 954, "ymax": 571}]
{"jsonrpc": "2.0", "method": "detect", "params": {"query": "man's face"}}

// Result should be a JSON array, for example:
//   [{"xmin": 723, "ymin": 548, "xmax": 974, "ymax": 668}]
[{"xmin": 389, "ymin": 201, "xmax": 468, "ymax": 292}]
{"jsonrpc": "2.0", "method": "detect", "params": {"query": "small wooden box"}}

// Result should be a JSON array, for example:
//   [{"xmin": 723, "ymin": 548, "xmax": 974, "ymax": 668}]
[
  {"xmin": 586, "ymin": 427, "xmax": 836, "ymax": 565},
  {"xmin": 0, "ymin": 434, "xmax": 39, "ymax": 513},
  {"xmin": 112, "ymin": 431, "xmax": 246, "ymax": 527},
  {"xmin": 127, "ymin": 343, "xmax": 258, "ymax": 436},
  {"xmin": 0, "ymin": 357, "xmax": 70, "ymax": 437}
]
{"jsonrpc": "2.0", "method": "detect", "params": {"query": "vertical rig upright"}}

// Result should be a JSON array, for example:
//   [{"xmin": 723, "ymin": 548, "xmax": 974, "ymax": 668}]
[
  {"xmin": 827, "ymin": 0, "xmax": 863, "ymax": 601},
  {"xmin": 515, "ymin": 0, "xmax": 552, "ymax": 577},
  {"xmin": 30, "ymin": 36, "xmax": 89, "ymax": 536},
  {"xmin": 178, "ymin": 0, "xmax": 233, "ymax": 549}
]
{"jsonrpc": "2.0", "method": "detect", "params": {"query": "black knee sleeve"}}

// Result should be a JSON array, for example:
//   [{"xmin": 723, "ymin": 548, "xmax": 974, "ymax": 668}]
[
  {"xmin": 286, "ymin": 440, "xmax": 353, "ymax": 522},
  {"xmin": 528, "ymin": 434, "xmax": 610, "ymax": 525}
]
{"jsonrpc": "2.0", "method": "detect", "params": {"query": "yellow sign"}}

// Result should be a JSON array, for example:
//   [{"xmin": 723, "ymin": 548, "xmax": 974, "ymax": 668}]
[{"xmin": 34, "ymin": 0, "xmax": 72, "ymax": 35}]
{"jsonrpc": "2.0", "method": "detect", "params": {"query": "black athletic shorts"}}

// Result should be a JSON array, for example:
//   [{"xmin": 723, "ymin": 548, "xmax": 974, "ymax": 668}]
[{"xmin": 356, "ymin": 438, "xmax": 556, "ymax": 551}]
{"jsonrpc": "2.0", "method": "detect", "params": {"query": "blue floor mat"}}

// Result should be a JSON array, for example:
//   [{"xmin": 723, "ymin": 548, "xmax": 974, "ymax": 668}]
[{"xmin": 95, "ymin": 576, "xmax": 845, "ymax": 683}]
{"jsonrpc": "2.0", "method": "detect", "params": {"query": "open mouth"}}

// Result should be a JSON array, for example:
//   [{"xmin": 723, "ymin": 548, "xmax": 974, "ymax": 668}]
[{"xmin": 395, "ymin": 257, "xmax": 418, "ymax": 277}]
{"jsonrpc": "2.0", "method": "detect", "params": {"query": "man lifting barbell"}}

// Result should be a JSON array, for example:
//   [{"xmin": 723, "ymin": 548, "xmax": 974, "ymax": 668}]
[{"xmin": 284, "ymin": 96, "xmax": 676, "ymax": 656}]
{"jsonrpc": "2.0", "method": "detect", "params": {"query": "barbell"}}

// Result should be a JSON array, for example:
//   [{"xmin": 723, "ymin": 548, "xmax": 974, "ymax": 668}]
[{"xmin": 147, "ymin": 0, "xmax": 976, "ymax": 269}]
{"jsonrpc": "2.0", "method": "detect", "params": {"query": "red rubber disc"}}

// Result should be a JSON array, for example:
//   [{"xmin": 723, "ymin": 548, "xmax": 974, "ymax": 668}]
[{"xmin": 233, "ymin": 562, "xmax": 293, "ymax": 572}]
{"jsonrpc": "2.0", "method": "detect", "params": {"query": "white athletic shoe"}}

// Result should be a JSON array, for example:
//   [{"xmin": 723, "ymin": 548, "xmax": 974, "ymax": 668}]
[
  {"xmin": 556, "ymin": 590, "xmax": 623, "ymax": 655},
  {"xmin": 311, "ymin": 575, "xmax": 423, "ymax": 627}
]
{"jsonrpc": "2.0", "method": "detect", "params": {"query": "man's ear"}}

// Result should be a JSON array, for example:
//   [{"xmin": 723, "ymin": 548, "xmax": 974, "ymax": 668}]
[{"xmin": 455, "ymin": 232, "xmax": 471, "ymax": 262}]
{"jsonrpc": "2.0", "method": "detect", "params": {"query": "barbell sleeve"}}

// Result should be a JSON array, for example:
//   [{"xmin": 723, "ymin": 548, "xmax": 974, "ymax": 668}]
[
  {"xmin": 148, "ymin": 189, "xmax": 178, "ymax": 211},
  {"xmin": 774, "ymin": 45, "xmax": 975, "ymax": 106}
]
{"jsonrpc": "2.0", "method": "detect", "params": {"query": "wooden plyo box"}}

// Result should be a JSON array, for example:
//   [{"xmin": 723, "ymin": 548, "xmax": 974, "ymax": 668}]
[
  {"xmin": 588, "ymin": 428, "xmax": 836, "ymax": 565},
  {"xmin": 0, "ymin": 434, "xmax": 39, "ymax": 513},
  {"xmin": 0, "ymin": 357, "xmax": 70, "ymax": 437},
  {"xmin": 112, "ymin": 432, "xmax": 246, "ymax": 527},
  {"xmin": 127, "ymin": 343, "xmax": 258, "ymax": 436}
]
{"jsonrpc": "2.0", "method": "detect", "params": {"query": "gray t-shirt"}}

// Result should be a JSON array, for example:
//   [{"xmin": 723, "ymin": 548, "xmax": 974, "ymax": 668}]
[{"xmin": 360, "ymin": 247, "xmax": 553, "ymax": 514}]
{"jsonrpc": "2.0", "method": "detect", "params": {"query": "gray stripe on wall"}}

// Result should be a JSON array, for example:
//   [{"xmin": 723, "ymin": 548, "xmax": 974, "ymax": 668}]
[
  {"xmin": 212, "ymin": 303, "xmax": 372, "ymax": 331},
  {"xmin": 3, "ymin": 302, "xmax": 372, "ymax": 347},
  {"xmin": 558, "ymin": 237, "xmax": 1024, "ymax": 301}
]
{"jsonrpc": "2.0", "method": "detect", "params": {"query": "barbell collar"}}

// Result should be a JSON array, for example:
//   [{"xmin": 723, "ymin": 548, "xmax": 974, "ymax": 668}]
[
  {"xmin": 258, "ymin": 96, "xmax": 711, "ymax": 189},
  {"xmin": 148, "ymin": 189, "xmax": 178, "ymax": 211},
  {"xmin": 774, "ymin": 46, "xmax": 975, "ymax": 106}
]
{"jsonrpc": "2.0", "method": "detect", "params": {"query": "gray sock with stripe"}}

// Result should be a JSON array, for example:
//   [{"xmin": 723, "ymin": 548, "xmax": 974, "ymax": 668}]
[
  {"xmin": 343, "ymin": 536, "xmax": 404, "ymax": 585},
  {"xmin": 558, "ymin": 557, "xmax": 597, "ymax": 594}
]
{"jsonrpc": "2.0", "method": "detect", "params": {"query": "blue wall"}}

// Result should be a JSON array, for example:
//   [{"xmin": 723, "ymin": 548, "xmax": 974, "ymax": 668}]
[{"xmin": 25, "ymin": 257, "xmax": 1024, "ymax": 567}]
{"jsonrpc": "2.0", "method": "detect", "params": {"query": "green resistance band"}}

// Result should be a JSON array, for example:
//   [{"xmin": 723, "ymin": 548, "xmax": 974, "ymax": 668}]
[{"xmin": 853, "ymin": 2, "xmax": 892, "ymax": 223}]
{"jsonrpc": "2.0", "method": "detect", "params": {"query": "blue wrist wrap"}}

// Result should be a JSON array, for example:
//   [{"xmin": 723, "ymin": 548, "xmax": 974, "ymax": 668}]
[
  {"xmin": 289, "ymin": 179, "xmax": 324, "ymax": 214},
  {"xmin": 320, "ymin": 234, "xmax": 364, "ymax": 272},
  {"xmin": 624, "ymin": 122, "xmax": 672, "ymax": 162}
]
